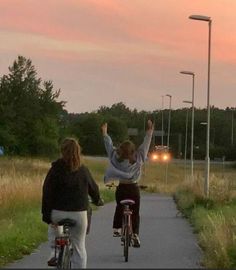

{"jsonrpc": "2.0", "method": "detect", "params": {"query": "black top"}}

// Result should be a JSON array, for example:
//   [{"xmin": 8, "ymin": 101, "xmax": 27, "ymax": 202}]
[{"xmin": 42, "ymin": 158, "xmax": 102, "ymax": 224}]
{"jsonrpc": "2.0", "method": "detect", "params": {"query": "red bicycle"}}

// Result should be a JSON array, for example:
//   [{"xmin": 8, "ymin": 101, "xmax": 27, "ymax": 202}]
[{"xmin": 106, "ymin": 183, "xmax": 147, "ymax": 262}]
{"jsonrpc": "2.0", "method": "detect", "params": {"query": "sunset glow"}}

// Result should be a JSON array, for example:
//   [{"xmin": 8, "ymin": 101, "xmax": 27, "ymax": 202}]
[{"xmin": 0, "ymin": 0, "xmax": 236, "ymax": 112}]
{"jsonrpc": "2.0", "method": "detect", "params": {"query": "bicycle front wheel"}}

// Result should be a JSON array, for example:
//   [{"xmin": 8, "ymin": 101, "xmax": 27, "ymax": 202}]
[{"xmin": 123, "ymin": 225, "xmax": 130, "ymax": 262}]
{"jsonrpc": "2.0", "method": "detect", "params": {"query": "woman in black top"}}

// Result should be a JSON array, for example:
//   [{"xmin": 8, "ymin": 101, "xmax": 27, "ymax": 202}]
[{"xmin": 42, "ymin": 138, "xmax": 103, "ymax": 268}]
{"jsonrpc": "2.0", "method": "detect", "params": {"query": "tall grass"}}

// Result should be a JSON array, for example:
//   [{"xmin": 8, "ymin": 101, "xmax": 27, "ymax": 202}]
[
  {"xmin": 0, "ymin": 157, "xmax": 50, "ymax": 266},
  {"xmin": 174, "ymin": 163, "xmax": 236, "ymax": 269},
  {"xmin": 191, "ymin": 206, "xmax": 236, "ymax": 268}
]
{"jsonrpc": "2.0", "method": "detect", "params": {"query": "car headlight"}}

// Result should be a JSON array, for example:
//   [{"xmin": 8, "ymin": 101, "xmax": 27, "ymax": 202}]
[
  {"xmin": 152, "ymin": 153, "xmax": 159, "ymax": 160},
  {"xmin": 162, "ymin": 154, "xmax": 170, "ymax": 161}
]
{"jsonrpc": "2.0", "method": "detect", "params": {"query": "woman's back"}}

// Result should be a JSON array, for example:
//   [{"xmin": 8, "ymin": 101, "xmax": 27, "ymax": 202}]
[{"xmin": 50, "ymin": 159, "xmax": 91, "ymax": 211}]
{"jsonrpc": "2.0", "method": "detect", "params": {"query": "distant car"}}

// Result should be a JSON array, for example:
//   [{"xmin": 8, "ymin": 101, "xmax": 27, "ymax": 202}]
[{"xmin": 149, "ymin": 145, "xmax": 171, "ymax": 163}]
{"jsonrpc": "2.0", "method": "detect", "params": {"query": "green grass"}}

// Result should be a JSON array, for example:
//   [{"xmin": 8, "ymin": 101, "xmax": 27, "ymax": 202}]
[
  {"xmin": 175, "ymin": 187, "xmax": 236, "ymax": 268},
  {"xmin": 0, "ymin": 204, "xmax": 48, "ymax": 266}
]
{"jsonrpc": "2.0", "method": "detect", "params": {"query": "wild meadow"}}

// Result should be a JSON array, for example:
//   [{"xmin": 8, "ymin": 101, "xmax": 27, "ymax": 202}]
[{"xmin": 1, "ymin": 156, "xmax": 236, "ymax": 268}]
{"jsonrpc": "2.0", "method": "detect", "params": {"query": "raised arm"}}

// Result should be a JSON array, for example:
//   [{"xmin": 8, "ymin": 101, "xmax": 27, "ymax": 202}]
[
  {"xmin": 101, "ymin": 122, "xmax": 114, "ymax": 159},
  {"xmin": 137, "ymin": 120, "xmax": 154, "ymax": 162}
]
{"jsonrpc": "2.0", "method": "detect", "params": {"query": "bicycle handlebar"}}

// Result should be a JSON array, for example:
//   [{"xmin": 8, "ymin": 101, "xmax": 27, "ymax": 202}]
[
  {"xmin": 105, "ymin": 182, "xmax": 117, "ymax": 189},
  {"xmin": 106, "ymin": 182, "xmax": 148, "ymax": 190},
  {"xmin": 89, "ymin": 197, "xmax": 104, "ymax": 206}
]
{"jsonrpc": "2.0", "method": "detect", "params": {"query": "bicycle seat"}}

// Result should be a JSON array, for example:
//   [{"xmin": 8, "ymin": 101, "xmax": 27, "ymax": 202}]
[
  {"xmin": 57, "ymin": 218, "xmax": 76, "ymax": 227},
  {"xmin": 120, "ymin": 199, "xmax": 135, "ymax": 205}
]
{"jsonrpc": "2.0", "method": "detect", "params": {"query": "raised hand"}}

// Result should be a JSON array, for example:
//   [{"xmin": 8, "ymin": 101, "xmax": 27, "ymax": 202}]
[
  {"xmin": 101, "ymin": 123, "xmax": 108, "ymax": 136},
  {"xmin": 147, "ymin": 119, "xmax": 154, "ymax": 135}
]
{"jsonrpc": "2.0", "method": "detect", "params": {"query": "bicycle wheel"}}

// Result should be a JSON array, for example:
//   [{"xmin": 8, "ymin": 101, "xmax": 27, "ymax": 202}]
[
  {"xmin": 57, "ymin": 245, "xmax": 71, "ymax": 269},
  {"xmin": 62, "ymin": 245, "xmax": 72, "ymax": 269},
  {"xmin": 123, "ymin": 225, "xmax": 130, "ymax": 262},
  {"xmin": 57, "ymin": 246, "xmax": 64, "ymax": 269}
]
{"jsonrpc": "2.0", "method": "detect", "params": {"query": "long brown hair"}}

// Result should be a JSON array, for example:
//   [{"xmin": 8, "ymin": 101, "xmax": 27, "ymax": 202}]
[
  {"xmin": 117, "ymin": 140, "xmax": 136, "ymax": 163},
  {"xmin": 61, "ymin": 138, "xmax": 81, "ymax": 171}
]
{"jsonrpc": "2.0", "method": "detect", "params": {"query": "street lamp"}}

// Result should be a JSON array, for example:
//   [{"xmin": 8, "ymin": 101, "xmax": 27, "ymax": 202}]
[
  {"xmin": 166, "ymin": 94, "xmax": 172, "ymax": 149},
  {"xmin": 161, "ymin": 95, "xmax": 164, "ymax": 147},
  {"xmin": 231, "ymin": 110, "xmax": 234, "ymax": 146},
  {"xmin": 189, "ymin": 14, "xmax": 212, "ymax": 197},
  {"xmin": 183, "ymin": 100, "xmax": 192, "ymax": 181},
  {"xmin": 180, "ymin": 71, "xmax": 195, "ymax": 182},
  {"xmin": 164, "ymin": 94, "xmax": 172, "ymax": 185}
]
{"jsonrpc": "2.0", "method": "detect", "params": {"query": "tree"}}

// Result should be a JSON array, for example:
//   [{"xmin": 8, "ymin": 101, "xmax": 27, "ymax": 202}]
[{"xmin": 0, "ymin": 56, "xmax": 64, "ymax": 156}]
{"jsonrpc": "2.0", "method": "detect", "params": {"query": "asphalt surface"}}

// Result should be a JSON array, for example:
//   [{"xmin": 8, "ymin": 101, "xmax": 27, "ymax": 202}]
[{"xmin": 5, "ymin": 194, "xmax": 202, "ymax": 269}]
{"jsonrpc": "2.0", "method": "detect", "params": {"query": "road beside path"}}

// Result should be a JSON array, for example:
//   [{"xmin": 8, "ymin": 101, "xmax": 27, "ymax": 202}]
[{"xmin": 5, "ymin": 194, "xmax": 202, "ymax": 268}]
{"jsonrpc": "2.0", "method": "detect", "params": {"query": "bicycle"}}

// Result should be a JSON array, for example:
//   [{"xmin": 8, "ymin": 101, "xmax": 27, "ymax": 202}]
[
  {"xmin": 106, "ymin": 183, "xmax": 148, "ymax": 262},
  {"xmin": 49, "ymin": 198, "xmax": 103, "ymax": 269},
  {"xmin": 120, "ymin": 198, "xmax": 135, "ymax": 262},
  {"xmin": 55, "ymin": 218, "xmax": 76, "ymax": 269}
]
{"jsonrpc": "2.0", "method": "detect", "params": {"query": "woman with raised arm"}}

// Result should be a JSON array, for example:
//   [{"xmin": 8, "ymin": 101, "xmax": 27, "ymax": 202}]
[
  {"xmin": 101, "ymin": 120, "xmax": 154, "ymax": 247},
  {"xmin": 42, "ymin": 137, "xmax": 104, "ymax": 268}
]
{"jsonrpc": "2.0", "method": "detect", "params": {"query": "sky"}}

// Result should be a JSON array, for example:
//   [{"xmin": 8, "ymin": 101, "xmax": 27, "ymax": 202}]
[{"xmin": 0, "ymin": 0, "xmax": 236, "ymax": 113}]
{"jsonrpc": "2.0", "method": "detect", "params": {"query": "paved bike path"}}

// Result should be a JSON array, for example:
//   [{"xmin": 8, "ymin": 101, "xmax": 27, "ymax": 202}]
[{"xmin": 5, "ymin": 194, "xmax": 202, "ymax": 268}]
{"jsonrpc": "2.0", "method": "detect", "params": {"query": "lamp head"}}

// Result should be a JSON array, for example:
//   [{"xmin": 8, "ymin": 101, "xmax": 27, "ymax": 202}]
[
  {"xmin": 180, "ymin": 71, "xmax": 195, "ymax": 76},
  {"xmin": 189, "ymin": 15, "xmax": 211, "ymax": 22},
  {"xmin": 183, "ymin": 100, "xmax": 192, "ymax": 104}
]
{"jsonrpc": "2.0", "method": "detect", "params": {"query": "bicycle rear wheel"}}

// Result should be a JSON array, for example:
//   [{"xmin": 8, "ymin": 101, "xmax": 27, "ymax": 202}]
[
  {"xmin": 57, "ymin": 246, "xmax": 64, "ymax": 269},
  {"xmin": 123, "ymin": 225, "xmax": 130, "ymax": 262},
  {"xmin": 57, "ymin": 245, "xmax": 72, "ymax": 269}
]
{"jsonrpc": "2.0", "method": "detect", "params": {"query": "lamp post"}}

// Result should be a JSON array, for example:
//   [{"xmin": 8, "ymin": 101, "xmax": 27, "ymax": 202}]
[
  {"xmin": 180, "ymin": 71, "xmax": 195, "ymax": 182},
  {"xmin": 164, "ymin": 94, "xmax": 172, "ymax": 185},
  {"xmin": 166, "ymin": 94, "xmax": 172, "ymax": 149},
  {"xmin": 183, "ymin": 100, "xmax": 192, "ymax": 181},
  {"xmin": 189, "ymin": 14, "xmax": 212, "ymax": 197},
  {"xmin": 231, "ymin": 110, "xmax": 234, "ymax": 146},
  {"xmin": 161, "ymin": 95, "xmax": 164, "ymax": 147}
]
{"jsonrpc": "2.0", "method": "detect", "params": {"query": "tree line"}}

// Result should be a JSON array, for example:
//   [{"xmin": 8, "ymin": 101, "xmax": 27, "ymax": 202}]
[{"xmin": 0, "ymin": 56, "xmax": 235, "ymax": 160}]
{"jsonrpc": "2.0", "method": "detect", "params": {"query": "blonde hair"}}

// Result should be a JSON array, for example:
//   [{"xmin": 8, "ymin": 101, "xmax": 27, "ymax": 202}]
[
  {"xmin": 61, "ymin": 138, "xmax": 81, "ymax": 171},
  {"xmin": 117, "ymin": 140, "xmax": 136, "ymax": 163}
]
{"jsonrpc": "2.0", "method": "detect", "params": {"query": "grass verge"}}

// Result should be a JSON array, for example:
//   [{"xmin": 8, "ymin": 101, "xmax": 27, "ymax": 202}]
[
  {"xmin": 0, "ymin": 204, "xmax": 47, "ymax": 266},
  {"xmin": 174, "ymin": 187, "xmax": 236, "ymax": 269}
]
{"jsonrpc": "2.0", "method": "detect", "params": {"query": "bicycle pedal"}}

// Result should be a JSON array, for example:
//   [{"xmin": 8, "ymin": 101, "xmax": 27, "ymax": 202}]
[
  {"xmin": 47, "ymin": 257, "xmax": 57, "ymax": 267},
  {"xmin": 113, "ymin": 232, "xmax": 121, "ymax": 237}
]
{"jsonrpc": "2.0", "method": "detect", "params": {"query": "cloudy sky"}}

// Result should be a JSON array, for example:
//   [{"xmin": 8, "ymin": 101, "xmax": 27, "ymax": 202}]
[{"xmin": 0, "ymin": 0, "xmax": 235, "ymax": 113}]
